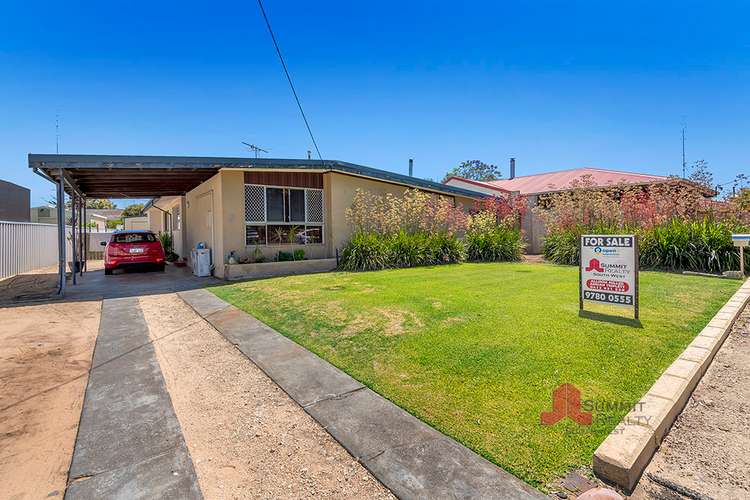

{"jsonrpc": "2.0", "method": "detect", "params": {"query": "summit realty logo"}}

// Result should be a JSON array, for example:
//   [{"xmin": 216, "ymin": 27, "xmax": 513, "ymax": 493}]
[
  {"xmin": 540, "ymin": 384, "xmax": 593, "ymax": 425},
  {"xmin": 585, "ymin": 258, "xmax": 605, "ymax": 273}
]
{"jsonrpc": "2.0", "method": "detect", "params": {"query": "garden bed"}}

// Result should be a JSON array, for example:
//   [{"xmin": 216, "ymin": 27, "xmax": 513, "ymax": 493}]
[{"xmin": 209, "ymin": 262, "xmax": 741, "ymax": 489}]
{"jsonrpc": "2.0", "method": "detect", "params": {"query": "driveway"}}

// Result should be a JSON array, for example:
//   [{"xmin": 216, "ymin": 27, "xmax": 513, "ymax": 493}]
[{"xmin": 0, "ymin": 264, "xmax": 393, "ymax": 499}]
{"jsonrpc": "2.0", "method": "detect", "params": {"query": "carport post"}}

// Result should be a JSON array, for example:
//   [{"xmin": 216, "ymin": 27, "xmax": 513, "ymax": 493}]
[
  {"xmin": 57, "ymin": 169, "xmax": 66, "ymax": 295},
  {"xmin": 83, "ymin": 199, "xmax": 88, "ymax": 272},
  {"xmin": 78, "ymin": 196, "xmax": 84, "ymax": 276},
  {"xmin": 71, "ymin": 192, "xmax": 77, "ymax": 285}
]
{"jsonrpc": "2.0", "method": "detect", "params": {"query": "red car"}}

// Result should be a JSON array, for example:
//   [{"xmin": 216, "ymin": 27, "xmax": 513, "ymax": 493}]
[{"xmin": 102, "ymin": 230, "xmax": 166, "ymax": 275}]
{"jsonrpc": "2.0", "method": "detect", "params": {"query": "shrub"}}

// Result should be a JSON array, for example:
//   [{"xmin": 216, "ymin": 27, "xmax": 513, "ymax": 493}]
[
  {"xmin": 339, "ymin": 231, "xmax": 465, "ymax": 271},
  {"xmin": 339, "ymin": 232, "xmax": 390, "ymax": 271},
  {"xmin": 543, "ymin": 218, "xmax": 749, "ymax": 274},
  {"xmin": 639, "ymin": 218, "xmax": 746, "ymax": 273},
  {"xmin": 464, "ymin": 211, "xmax": 524, "ymax": 262}
]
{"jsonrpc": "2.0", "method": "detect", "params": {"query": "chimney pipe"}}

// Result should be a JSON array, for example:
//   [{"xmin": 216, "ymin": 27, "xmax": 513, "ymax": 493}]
[
  {"xmin": 509, "ymin": 158, "xmax": 516, "ymax": 180},
  {"xmin": 408, "ymin": 158, "xmax": 413, "ymax": 177}
]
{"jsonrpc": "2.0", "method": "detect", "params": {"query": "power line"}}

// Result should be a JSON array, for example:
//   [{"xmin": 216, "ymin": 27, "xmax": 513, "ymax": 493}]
[{"xmin": 256, "ymin": 0, "xmax": 323, "ymax": 162}]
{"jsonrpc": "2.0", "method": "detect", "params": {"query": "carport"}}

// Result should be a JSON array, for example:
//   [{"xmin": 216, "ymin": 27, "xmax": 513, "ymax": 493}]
[{"xmin": 29, "ymin": 154, "xmax": 229, "ymax": 295}]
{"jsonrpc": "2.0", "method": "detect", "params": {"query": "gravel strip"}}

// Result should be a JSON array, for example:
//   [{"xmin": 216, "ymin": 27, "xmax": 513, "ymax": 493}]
[{"xmin": 139, "ymin": 293, "xmax": 394, "ymax": 499}]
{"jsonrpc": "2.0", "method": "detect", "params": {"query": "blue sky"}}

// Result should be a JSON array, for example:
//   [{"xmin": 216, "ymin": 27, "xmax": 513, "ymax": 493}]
[{"xmin": 1, "ymin": 1, "xmax": 748, "ymax": 206}]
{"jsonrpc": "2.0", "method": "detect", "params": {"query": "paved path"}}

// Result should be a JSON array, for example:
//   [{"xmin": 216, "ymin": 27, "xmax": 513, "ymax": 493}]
[
  {"xmin": 179, "ymin": 288, "xmax": 544, "ymax": 500},
  {"xmin": 632, "ymin": 303, "xmax": 750, "ymax": 500},
  {"xmin": 65, "ymin": 297, "xmax": 202, "ymax": 499}
]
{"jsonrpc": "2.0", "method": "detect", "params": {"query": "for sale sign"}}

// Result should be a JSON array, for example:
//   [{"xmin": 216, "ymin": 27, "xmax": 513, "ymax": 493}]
[{"xmin": 580, "ymin": 235, "xmax": 639, "ymax": 318}]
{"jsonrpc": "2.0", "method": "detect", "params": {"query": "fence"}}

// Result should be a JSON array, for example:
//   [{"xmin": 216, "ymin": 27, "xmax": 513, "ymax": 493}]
[{"xmin": 0, "ymin": 221, "xmax": 71, "ymax": 280}]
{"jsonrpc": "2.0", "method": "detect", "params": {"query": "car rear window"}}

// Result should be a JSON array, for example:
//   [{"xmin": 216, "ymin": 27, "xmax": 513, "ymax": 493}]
[{"xmin": 112, "ymin": 233, "xmax": 157, "ymax": 243}]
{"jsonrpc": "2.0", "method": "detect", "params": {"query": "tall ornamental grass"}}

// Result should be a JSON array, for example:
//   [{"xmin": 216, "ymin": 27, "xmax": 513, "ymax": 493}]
[
  {"xmin": 537, "ymin": 176, "xmax": 749, "ymax": 273},
  {"xmin": 339, "ymin": 188, "xmax": 525, "ymax": 271}
]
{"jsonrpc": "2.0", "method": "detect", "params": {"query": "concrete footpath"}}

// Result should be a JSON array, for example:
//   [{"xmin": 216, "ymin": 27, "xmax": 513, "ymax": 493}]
[
  {"xmin": 179, "ymin": 288, "xmax": 544, "ymax": 500},
  {"xmin": 65, "ymin": 297, "xmax": 202, "ymax": 499}
]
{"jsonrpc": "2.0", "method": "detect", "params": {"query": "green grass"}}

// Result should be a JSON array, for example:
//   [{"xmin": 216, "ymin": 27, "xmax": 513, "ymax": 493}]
[{"xmin": 209, "ymin": 263, "xmax": 740, "ymax": 489}]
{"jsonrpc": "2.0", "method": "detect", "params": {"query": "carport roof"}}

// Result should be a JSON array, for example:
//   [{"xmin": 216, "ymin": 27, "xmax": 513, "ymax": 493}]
[{"xmin": 28, "ymin": 153, "xmax": 485, "ymax": 199}]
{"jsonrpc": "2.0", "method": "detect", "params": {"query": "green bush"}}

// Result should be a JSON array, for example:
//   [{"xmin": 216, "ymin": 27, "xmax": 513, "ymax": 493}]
[
  {"xmin": 543, "ymin": 218, "xmax": 749, "ymax": 274},
  {"xmin": 339, "ymin": 226, "xmax": 524, "ymax": 271},
  {"xmin": 639, "ymin": 218, "xmax": 747, "ymax": 273},
  {"xmin": 465, "ymin": 225, "xmax": 524, "ymax": 262},
  {"xmin": 277, "ymin": 249, "xmax": 306, "ymax": 262},
  {"xmin": 339, "ymin": 231, "xmax": 466, "ymax": 271},
  {"xmin": 339, "ymin": 232, "xmax": 390, "ymax": 271}
]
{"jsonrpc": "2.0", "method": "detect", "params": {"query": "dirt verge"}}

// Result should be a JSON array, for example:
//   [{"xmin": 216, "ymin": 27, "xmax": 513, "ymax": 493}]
[
  {"xmin": 632, "ymin": 304, "xmax": 750, "ymax": 499},
  {"xmin": 0, "ymin": 301, "xmax": 101, "ymax": 499}
]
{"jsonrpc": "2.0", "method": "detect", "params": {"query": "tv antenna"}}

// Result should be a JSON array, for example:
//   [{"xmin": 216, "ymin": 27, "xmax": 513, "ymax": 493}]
[
  {"xmin": 55, "ymin": 113, "xmax": 60, "ymax": 154},
  {"xmin": 242, "ymin": 141, "xmax": 269, "ymax": 158}
]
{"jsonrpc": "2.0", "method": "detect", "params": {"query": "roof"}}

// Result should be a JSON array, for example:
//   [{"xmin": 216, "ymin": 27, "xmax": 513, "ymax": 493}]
[
  {"xmin": 442, "ymin": 176, "xmax": 512, "ymax": 194},
  {"xmin": 29, "ymin": 154, "xmax": 485, "ymax": 199},
  {"xmin": 470, "ymin": 167, "xmax": 670, "ymax": 195}
]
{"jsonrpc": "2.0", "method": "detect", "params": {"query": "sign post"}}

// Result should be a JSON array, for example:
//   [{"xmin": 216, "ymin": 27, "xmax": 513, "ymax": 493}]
[
  {"xmin": 732, "ymin": 234, "xmax": 749, "ymax": 276},
  {"xmin": 580, "ymin": 234, "xmax": 639, "ymax": 319}
]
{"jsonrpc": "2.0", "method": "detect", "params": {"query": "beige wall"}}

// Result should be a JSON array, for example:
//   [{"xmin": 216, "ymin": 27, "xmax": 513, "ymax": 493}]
[
  {"xmin": 146, "ymin": 196, "xmax": 188, "ymax": 258},
  {"xmin": 186, "ymin": 173, "xmax": 223, "ymax": 267},
  {"xmin": 326, "ymin": 172, "xmax": 477, "ymax": 255},
  {"xmin": 185, "ymin": 169, "xmax": 481, "ymax": 267}
]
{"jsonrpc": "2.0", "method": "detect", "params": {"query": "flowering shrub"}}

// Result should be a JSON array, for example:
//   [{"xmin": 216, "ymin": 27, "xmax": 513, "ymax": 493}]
[
  {"xmin": 537, "ymin": 176, "xmax": 749, "ymax": 273},
  {"xmin": 346, "ymin": 188, "xmax": 467, "ymax": 235},
  {"xmin": 340, "ymin": 188, "xmax": 523, "ymax": 270},
  {"xmin": 465, "ymin": 211, "xmax": 524, "ymax": 262}
]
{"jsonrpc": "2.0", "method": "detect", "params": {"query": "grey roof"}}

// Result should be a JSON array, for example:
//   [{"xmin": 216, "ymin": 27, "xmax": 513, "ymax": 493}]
[{"xmin": 28, "ymin": 154, "xmax": 485, "ymax": 199}]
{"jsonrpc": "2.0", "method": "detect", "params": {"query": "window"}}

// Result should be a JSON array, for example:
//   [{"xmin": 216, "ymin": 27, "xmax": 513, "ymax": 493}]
[
  {"xmin": 113, "ymin": 232, "xmax": 157, "ymax": 243},
  {"xmin": 172, "ymin": 205, "xmax": 181, "ymax": 231},
  {"xmin": 244, "ymin": 184, "xmax": 324, "ymax": 246}
]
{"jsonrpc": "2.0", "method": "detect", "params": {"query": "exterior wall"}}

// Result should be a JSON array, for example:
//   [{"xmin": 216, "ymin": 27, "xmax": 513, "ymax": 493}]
[
  {"xmin": 123, "ymin": 216, "xmax": 149, "ymax": 230},
  {"xmin": 194, "ymin": 169, "xmax": 483, "ymax": 267},
  {"xmin": 186, "ymin": 172, "xmax": 223, "ymax": 268},
  {"xmin": 146, "ymin": 207, "xmax": 165, "ymax": 233},
  {"xmin": 223, "ymin": 170, "xmax": 328, "ymax": 263},
  {"xmin": 147, "ymin": 197, "xmax": 188, "ymax": 258},
  {"xmin": 326, "ymin": 172, "xmax": 477, "ymax": 255},
  {"xmin": 0, "ymin": 180, "xmax": 30, "ymax": 222}
]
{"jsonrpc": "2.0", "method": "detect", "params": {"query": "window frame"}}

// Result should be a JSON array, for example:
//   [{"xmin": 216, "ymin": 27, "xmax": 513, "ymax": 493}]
[{"xmin": 244, "ymin": 183, "xmax": 325, "ymax": 246}]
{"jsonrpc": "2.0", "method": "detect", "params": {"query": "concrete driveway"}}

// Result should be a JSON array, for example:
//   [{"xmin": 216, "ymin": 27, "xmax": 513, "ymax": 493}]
[{"xmin": 0, "ymin": 264, "xmax": 393, "ymax": 499}]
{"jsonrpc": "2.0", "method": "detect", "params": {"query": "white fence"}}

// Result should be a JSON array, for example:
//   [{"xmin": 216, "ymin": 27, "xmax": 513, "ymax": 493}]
[{"xmin": 0, "ymin": 221, "xmax": 71, "ymax": 280}]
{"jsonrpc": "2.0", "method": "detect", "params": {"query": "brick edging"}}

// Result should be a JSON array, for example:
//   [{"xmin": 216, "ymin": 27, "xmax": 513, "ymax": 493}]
[{"xmin": 593, "ymin": 279, "xmax": 750, "ymax": 492}]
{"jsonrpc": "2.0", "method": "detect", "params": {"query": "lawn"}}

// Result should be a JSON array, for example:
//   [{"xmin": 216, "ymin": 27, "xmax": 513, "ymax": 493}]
[{"xmin": 210, "ymin": 262, "xmax": 740, "ymax": 489}]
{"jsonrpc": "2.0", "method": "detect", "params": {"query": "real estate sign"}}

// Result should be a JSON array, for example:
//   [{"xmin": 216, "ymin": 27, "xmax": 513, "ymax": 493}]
[{"xmin": 580, "ymin": 235, "xmax": 639, "ymax": 318}]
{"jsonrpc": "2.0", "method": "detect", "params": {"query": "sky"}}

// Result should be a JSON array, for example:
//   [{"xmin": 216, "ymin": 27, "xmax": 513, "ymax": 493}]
[{"xmin": 1, "ymin": 1, "xmax": 749, "ymax": 207}]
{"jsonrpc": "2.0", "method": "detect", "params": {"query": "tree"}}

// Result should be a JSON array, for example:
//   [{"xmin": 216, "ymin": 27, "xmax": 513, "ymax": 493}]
[
  {"xmin": 42, "ymin": 193, "xmax": 117, "ymax": 209},
  {"xmin": 122, "ymin": 203, "xmax": 145, "ymax": 217},
  {"xmin": 443, "ymin": 160, "xmax": 501, "ymax": 182},
  {"xmin": 687, "ymin": 160, "xmax": 716, "ymax": 191},
  {"xmin": 86, "ymin": 199, "xmax": 116, "ymax": 209}
]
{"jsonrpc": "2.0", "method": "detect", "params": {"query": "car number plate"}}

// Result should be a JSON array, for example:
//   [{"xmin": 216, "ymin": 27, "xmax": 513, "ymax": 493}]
[{"xmin": 129, "ymin": 247, "xmax": 145, "ymax": 254}]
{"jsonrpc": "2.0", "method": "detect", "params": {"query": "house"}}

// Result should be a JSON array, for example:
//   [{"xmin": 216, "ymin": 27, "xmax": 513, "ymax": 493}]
[
  {"xmin": 445, "ymin": 166, "xmax": 705, "ymax": 253},
  {"xmin": 0, "ymin": 179, "xmax": 30, "ymax": 222},
  {"xmin": 30, "ymin": 206, "xmax": 124, "ymax": 226},
  {"xmin": 30, "ymin": 154, "xmax": 484, "ymax": 279}
]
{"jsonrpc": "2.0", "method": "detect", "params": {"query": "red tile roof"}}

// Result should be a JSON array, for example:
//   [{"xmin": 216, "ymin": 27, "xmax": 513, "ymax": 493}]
[{"xmin": 481, "ymin": 167, "xmax": 669, "ymax": 195}]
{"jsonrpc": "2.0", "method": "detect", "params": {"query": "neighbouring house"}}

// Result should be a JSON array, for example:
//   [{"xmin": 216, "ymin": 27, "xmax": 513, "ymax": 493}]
[
  {"xmin": 0, "ymin": 179, "xmax": 31, "ymax": 222},
  {"xmin": 30, "ymin": 154, "xmax": 484, "ymax": 279},
  {"xmin": 30, "ymin": 206, "xmax": 124, "ymax": 227},
  {"xmin": 122, "ymin": 216, "xmax": 149, "ymax": 231},
  {"xmin": 445, "ymin": 166, "xmax": 712, "ymax": 253}
]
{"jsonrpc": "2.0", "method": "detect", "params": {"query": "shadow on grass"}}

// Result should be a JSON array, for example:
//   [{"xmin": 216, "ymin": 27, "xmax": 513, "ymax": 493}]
[{"xmin": 579, "ymin": 309, "xmax": 643, "ymax": 328}]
